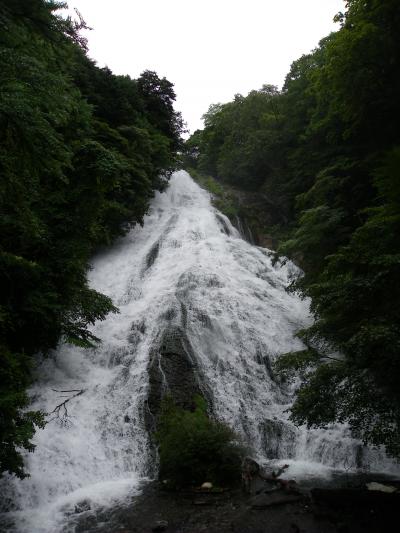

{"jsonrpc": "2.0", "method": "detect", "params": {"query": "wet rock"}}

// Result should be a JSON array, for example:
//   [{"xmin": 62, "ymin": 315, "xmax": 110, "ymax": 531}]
[
  {"xmin": 206, "ymin": 274, "xmax": 224, "ymax": 288},
  {"xmin": 311, "ymin": 487, "xmax": 400, "ymax": 532},
  {"xmin": 152, "ymin": 519, "xmax": 169, "ymax": 531},
  {"xmin": 255, "ymin": 348, "xmax": 275, "ymax": 380},
  {"xmin": 160, "ymin": 308, "xmax": 178, "ymax": 321},
  {"xmin": 233, "ymin": 215, "xmax": 255, "ymax": 244},
  {"xmin": 74, "ymin": 499, "xmax": 91, "ymax": 513},
  {"xmin": 145, "ymin": 239, "xmax": 161, "ymax": 270},
  {"xmin": 74, "ymin": 512, "xmax": 98, "ymax": 532},
  {"xmin": 193, "ymin": 499, "xmax": 212, "ymax": 506},
  {"xmin": 366, "ymin": 482, "xmax": 398, "ymax": 493},
  {"xmin": 311, "ymin": 487, "xmax": 400, "ymax": 508},
  {"xmin": 241, "ymin": 457, "xmax": 264, "ymax": 494},
  {"xmin": 311, "ymin": 488, "xmax": 400, "ymax": 518},
  {"xmin": 260, "ymin": 481, "xmax": 279, "ymax": 493},
  {"xmin": 77, "ymin": 480, "xmax": 346, "ymax": 533},
  {"xmin": 143, "ymin": 325, "xmax": 208, "ymax": 476},
  {"xmin": 259, "ymin": 418, "xmax": 297, "ymax": 459},
  {"xmin": 127, "ymin": 319, "xmax": 146, "ymax": 346},
  {"xmin": 193, "ymin": 308, "xmax": 213, "ymax": 328},
  {"xmin": 215, "ymin": 213, "xmax": 232, "ymax": 236},
  {"xmin": 250, "ymin": 491, "xmax": 302, "ymax": 509},
  {"xmin": 145, "ymin": 325, "xmax": 207, "ymax": 441}
]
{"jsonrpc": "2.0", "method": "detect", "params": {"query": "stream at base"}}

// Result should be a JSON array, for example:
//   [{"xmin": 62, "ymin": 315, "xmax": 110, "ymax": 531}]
[{"xmin": 1, "ymin": 171, "xmax": 398, "ymax": 532}]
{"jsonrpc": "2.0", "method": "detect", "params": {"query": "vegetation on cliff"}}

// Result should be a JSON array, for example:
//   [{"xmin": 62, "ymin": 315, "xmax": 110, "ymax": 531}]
[
  {"xmin": 185, "ymin": 0, "xmax": 400, "ymax": 456},
  {"xmin": 0, "ymin": 0, "xmax": 183, "ymax": 478},
  {"xmin": 157, "ymin": 396, "xmax": 243, "ymax": 488}
]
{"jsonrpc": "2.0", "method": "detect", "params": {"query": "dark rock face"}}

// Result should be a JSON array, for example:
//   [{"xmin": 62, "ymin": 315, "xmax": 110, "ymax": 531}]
[
  {"xmin": 259, "ymin": 418, "xmax": 297, "ymax": 459},
  {"xmin": 215, "ymin": 213, "xmax": 233, "ymax": 236},
  {"xmin": 74, "ymin": 500, "xmax": 91, "ymax": 514},
  {"xmin": 145, "ymin": 239, "xmax": 161, "ymax": 271},
  {"xmin": 143, "ymin": 324, "xmax": 209, "ymax": 474},
  {"xmin": 145, "ymin": 326, "xmax": 205, "ymax": 434},
  {"xmin": 220, "ymin": 185, "xmax": 287, "ymax": 249},
  {"xmin": 234, "ymin": 215, "xmax": 256, "ymax": 245},
  {"xmin": 128, "ymin": 319, "xmax": 147, "ymax": 347}
]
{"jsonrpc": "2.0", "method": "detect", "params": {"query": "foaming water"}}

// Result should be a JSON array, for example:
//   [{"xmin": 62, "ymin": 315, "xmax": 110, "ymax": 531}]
[{"xmin": 1, "ymin": 171, "xmax": 398, "ymax": 531}]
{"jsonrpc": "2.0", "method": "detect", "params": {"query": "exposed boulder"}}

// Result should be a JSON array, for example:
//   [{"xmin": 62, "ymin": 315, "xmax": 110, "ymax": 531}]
[{"xmin": 366, "ymin": 482, "xmax": 398, "ymax": 493}]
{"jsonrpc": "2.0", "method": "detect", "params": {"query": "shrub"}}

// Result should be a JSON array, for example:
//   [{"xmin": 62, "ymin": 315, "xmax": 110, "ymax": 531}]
[{"xmin": 156, "ymin": 396, "xmax": 243, "ymax": 488}]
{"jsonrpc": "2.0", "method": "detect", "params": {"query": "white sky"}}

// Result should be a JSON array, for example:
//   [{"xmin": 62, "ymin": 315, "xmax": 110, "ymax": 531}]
[{"xmin": 66, "ymin": 0, "xmax": 345, "ymax": 134}]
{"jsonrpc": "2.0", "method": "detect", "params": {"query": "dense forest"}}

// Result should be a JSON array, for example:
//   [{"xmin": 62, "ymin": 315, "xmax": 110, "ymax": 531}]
[
  {"xmin": 0, "ymin": 0, "xmax": 183, "ymax": 478},
  {"xmin": 185, "ymin": 0, "xmax": 400, "ymax": 457}
]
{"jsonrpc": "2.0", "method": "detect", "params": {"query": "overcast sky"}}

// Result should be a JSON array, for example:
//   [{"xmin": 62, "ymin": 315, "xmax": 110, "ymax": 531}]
[{"xmin": 66, "ymin": 0, "xmax": 345, "ymax": 134}]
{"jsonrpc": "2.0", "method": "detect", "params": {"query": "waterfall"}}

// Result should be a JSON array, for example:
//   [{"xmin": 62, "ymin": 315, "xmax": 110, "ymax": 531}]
[
  {"xmin": 233, "ymin": 214, "xmax": 255, "ymax": 244},
  {"xmin": 1, "ymin": 171, "xmax": 398, "ymax": 532}
]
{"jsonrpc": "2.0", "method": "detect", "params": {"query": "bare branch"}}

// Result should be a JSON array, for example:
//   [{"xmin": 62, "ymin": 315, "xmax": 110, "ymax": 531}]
[
  {"xmin": 48, "ymin": 389, "xmax": 85, "ymax": 427},
  {"xmin": 51, "ymin": 389, "xmax": 84, "ymax": 393}
]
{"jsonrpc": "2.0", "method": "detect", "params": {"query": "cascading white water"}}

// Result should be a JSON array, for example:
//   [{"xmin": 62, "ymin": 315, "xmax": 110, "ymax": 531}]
[{"xmin": 1, "ymin": 170, "xmax": 398, "ymax": 532}]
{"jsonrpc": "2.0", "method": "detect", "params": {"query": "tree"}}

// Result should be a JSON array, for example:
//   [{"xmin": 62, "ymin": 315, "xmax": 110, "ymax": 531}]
[{"xmin": 156, "ymin": 396, "xmax": 243, "ymax": 488}]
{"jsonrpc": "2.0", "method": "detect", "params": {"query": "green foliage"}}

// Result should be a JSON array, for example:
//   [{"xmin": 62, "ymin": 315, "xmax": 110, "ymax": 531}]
[
  {"xmin": 189, "ymin": 169, "xmax": 238, "ymax": 218},
  {"xmin": 156, "ymin": 396, "xmax": 243, "ymax": 488},
  {"xmin": 188, "ymin": 0, "xmax": 400, "ymax": 455},
  {"xmin": 273, "ymin": 348, "xmax": 322, "ymax": 380},
  {"xmin": 0, "ymin": 0, "xmax": 183, "ymax": 477},
  {"xmin": 190, "ymin": 89, "xmax": 283, "ymax": 192},
  {"xmin": 0, "ymin": 347, "xmax": 45, "ymax": 478},
  {"xmin": 200, "ymin": 176, "xmax": 224, "ymax": 197}
]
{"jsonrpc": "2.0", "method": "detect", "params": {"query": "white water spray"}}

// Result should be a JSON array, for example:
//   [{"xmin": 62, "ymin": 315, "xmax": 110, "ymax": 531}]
[{"xmin": 1, "ymin": 171, "xmax": 398, "ymax": 532}]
